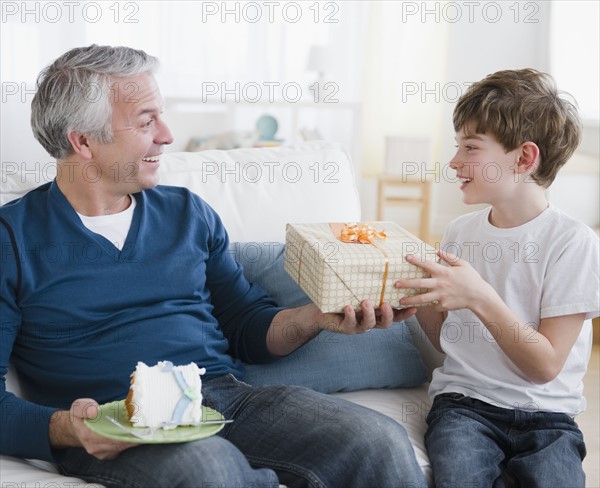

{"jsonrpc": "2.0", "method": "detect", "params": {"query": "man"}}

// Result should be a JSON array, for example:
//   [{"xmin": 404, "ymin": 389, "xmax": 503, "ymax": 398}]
[{"xmin": 0, "ymin": 45, "xmax": 425, "ymax": 487}]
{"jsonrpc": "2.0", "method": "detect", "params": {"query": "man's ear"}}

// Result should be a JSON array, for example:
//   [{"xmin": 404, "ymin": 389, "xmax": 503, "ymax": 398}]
[
  {"xmin": 66, "ymin": 131, "xmax": 93, "ymax": 160},
  {"xmin": 514, "ymin": 141, "xmax": 540, "ymax": 174}
]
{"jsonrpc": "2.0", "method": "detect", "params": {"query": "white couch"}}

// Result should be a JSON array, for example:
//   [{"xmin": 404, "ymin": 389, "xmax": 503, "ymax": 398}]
[{"xmin": 0, "ymin": 141, "xmax": 444, "ymax": 486}]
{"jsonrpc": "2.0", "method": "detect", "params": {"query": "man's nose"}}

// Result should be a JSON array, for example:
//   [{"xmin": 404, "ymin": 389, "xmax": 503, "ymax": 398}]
[{"xmin": 155, "ymin": 118, "xmax": 174, "ymax": 146}]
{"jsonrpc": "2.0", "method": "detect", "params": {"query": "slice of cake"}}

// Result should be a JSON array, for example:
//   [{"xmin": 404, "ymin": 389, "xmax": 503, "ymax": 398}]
[{"xmin": 125, "ymin": 361, "xmax": 206, "ymax": 429}]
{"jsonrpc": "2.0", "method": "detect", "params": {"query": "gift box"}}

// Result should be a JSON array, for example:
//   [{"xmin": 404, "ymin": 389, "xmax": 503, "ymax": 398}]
[{"xmin": 284, "ymin": 222, "xmax": 438, "ymax": 313}]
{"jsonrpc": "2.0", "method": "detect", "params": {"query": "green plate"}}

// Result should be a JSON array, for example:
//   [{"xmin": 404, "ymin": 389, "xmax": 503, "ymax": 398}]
[{"xmin": 84, "ymin": 400, "xmax": 226, "ymax": 444}]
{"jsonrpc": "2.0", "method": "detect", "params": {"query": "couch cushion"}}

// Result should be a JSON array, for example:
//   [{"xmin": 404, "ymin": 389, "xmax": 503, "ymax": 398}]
[
  {"xmin": 1, "ymin": 142, "xmax": 361, "ymax": 241},
  {"xmin": 0, "ymin": 162, "xmax": 56, "ymax": 206},
  {"xmin": 229, "ymin": 242, "xmax": 311, "ymax": 309},
  {"xmin": 233, "ymin": 243, "xmax": 427, "ymax": 393},
  {"xmin": 158, "ymin": 141, "xmax": 361, "ymax": 243}
]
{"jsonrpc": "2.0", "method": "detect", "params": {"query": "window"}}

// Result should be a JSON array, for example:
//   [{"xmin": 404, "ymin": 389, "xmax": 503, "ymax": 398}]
[{"xmin": 550, "ymin": 1, "xmax": 599, "ymax": 122}]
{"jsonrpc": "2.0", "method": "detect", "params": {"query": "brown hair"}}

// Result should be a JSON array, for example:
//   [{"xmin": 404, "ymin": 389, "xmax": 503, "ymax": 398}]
[{"xmin": 453, "ymin": 69, "xmax": 581, "ymax": 187}]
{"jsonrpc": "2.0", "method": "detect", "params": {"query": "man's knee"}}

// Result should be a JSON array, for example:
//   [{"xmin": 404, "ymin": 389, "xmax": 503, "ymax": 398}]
[{"xmin": 147, "ymin": 437, "xmax": 277, "ymax": 487}]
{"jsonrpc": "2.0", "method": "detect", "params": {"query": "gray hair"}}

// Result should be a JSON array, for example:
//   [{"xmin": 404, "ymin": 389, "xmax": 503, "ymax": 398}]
[{"xmin": 31, "ymin": 45, "xmax": 159, "ymax": 160}]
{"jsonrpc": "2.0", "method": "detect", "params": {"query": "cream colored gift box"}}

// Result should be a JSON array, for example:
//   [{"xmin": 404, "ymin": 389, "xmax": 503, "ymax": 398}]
[{"xmin": 284, "ymin": 222, "xmax": 438, "ymax": 313}]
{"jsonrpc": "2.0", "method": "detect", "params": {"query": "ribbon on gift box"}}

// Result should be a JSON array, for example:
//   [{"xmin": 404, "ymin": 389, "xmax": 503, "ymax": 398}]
[
  {"xmin": 329, "ymin": 223, "xmax": 390, "ymax": 308},
  {"xmin": 336, "ymin": 222, "xmax": 387, "ymax": 244}
]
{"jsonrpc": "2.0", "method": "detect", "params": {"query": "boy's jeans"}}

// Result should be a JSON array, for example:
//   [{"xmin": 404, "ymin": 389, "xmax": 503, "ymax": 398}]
[
  {"xmin": 59, "ymin": 374, "xmax": 426, "ymax": 488},
  {"xmin": 425, "ymin": 393, "xmax": 586, "ymax": 488}
]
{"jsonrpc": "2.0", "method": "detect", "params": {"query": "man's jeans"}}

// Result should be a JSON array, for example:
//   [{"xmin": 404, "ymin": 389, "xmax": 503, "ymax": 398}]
[
  {"xmin": 59, "ymin": 374, "xmax": 426, "ymax": 488},
  {"xmin": 425, "ymin": 393, "xmax": 587, "ymax": 488}
]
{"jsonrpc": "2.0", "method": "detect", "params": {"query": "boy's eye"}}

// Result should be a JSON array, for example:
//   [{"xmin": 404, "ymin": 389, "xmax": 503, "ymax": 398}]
[{"xmin": 454, "ymin": 144, "xmax": 474, "ymax": 151}]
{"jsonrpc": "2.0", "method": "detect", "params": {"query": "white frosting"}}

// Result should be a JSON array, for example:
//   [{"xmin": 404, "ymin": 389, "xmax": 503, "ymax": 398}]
[{"xmin": 128, "ymin": 361, "xmax": 206, "ymax": 429}]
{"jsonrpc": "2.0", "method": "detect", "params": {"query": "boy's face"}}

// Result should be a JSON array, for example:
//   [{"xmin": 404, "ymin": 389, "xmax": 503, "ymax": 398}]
[{"xmin": 450, "ymin": 127, "xmax": 522, "ymax": 206}]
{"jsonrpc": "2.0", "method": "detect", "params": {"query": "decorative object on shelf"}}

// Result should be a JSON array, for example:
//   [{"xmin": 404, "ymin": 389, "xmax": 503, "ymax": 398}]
[
  {"xmin": 186, "ymin": 131, "xmax": 258, "ymax": 151},
  {"xmin": 256, "ymin": 114, "xmax": 278, "ymax": 140},
  {"xmin": 300, "ymin": 127, "xmax": 323, "ymax": 141},
  {"xmin": 254, "ymin": 114, "xmax": 283, "ymax": 147}
]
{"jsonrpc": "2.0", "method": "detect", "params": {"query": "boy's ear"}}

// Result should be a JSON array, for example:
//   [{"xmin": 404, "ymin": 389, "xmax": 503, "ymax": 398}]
[
  {"xmin": 514, "ymin": 141, "xmax": 540, "ymax": 174},
  {"xmin": 66, "ymin": 131, "xmax": 93, "ymax": 160}
]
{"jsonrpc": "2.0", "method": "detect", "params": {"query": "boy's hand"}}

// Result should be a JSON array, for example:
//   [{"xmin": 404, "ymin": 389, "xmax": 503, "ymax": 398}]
[{"xmin": 395, "ymin": 250, "xmax": 493, "ymax": 312}]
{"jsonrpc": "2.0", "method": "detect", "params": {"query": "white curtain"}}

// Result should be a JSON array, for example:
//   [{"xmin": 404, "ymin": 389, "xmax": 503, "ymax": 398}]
[
  {"xmin": 0, "ymin": 1, "xmax": 368, "ymax": 102},
  {"xmin": 2, "ymin": 1, "xmax": 597, "ymax": 173},
  {"xmin": 1, "ymin": 1, "xmax": 369, "ymax": 165},
  {"xmin": 549, "ymin": 0, "xmax": 599, "ymax": 122}
]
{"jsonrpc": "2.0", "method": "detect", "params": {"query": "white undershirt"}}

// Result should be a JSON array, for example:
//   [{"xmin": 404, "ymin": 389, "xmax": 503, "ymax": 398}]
[{"xmin": 77, "ymin": 195, "xmax": 136, "ymax": 251}]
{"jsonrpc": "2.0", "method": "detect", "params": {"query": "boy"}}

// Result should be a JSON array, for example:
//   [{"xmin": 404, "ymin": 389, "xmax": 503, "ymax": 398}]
[{"xmin": 396, "ymin": 69, "xmax": 599, "ymax": 487}]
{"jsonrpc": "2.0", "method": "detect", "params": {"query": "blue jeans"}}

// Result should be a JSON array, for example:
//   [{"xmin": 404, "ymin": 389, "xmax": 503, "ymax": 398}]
[
  {"xmin": 425, "ymin": 393, "xmax": 587, "ymax": 488},
  {"xmin": 59, "ymin": 374, "xmax": 426, "ymax": 488}
]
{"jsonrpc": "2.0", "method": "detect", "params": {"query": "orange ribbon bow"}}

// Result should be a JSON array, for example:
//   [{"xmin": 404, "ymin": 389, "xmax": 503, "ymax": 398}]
[
  {"xmin": 333, "ymin": 222, "xmax": 389, "ymax": 308},
  {"xmin": 338, "ymin": 223, "xmax": 387, "ymax": 244}
]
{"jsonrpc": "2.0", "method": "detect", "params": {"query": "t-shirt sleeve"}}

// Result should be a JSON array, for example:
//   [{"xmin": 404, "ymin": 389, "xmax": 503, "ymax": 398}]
[{"xmin": 540, "ymin": 225, "xmax": 600, "ymax": 321}]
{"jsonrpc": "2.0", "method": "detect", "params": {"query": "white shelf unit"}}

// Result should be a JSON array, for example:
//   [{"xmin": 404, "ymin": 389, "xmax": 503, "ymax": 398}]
[{"xmin": 163, "ymin": 97, "xmax": 362, "ymax": 174}]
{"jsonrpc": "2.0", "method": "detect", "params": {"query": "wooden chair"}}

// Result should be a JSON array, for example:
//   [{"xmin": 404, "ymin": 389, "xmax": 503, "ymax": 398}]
[{"xmin": 377, "ymin": 136, "xmax": 432, "ymax": 243}]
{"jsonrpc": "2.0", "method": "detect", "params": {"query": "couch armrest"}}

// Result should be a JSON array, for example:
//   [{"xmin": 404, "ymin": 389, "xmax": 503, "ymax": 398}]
[{"xmin": 405, "ymin": 316, "xmax": 445, "ymax": 380}]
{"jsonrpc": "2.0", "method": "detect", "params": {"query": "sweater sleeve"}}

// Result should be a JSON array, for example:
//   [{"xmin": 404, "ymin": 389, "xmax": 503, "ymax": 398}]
[
  {"xmin": 194, "ymin": 199, "xmax": 284, "ymax": 364},
  {"xmin": 0, "ymin": 219, "xmax": 58, "ymax": 461}
]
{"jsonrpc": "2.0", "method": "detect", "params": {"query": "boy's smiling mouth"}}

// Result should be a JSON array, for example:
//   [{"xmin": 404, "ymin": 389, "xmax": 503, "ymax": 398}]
[{"xmin": 458, "ymin": 176, "xmax": 473, "ymax": 189}]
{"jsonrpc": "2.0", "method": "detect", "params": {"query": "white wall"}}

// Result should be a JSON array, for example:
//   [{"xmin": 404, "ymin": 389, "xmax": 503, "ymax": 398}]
[
  {"xmin": 1, "ymin": 1, "xmax": 598, "ymax": 233},
  {"xmin": 359, "ymin": 1, "xmax": 599, "ymax": 237},
  {"xmin": 433, "ymin": 2, "xmax": 550, "ymax": 236}
]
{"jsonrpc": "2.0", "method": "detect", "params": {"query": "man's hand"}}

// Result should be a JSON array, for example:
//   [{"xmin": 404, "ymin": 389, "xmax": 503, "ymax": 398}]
[
  {"xmin": 396, "ymin": 250, "xmax": 494, "ymax": 312},
  {"xmin": 267, "ymin": 301, "xmax": 417, "ymax": 356},
  {"xmin": 49, "ymin": 398, "xmax": 136, "ymax": 460},
  {"xmin": 322, "ymin": 300, "xmax": 417, "ymax": 335}
]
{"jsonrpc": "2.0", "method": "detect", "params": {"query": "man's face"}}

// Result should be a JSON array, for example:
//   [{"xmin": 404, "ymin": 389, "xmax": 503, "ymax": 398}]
[{"xmin": 87, "ymin": 72, "xmax": 173, "ymax": 194}]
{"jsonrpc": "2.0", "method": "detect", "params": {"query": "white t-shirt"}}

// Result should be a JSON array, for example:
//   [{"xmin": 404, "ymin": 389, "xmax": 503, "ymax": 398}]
[
  {"xmin": 77, "ymin": 195, "xmax": 136, "ymax": 251},
  {"xmin": 429, "ymin": 204, "xmax": 599, "ymax": 416}
]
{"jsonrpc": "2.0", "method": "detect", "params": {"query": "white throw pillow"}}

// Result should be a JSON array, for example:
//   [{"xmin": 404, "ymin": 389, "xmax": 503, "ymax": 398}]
[
  {"xmin": 158, "ymin": 141, "xmax": 361, "ymax": 242},
  {"xmin": 0, "ymin": 162, "xmax": 56, "ymax": 205}
]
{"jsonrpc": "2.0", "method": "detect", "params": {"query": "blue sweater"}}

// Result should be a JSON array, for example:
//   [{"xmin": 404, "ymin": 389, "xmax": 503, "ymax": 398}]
[{"xmin": 0, "ymin": 181, "xmax": 282, "ymax": 461}]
